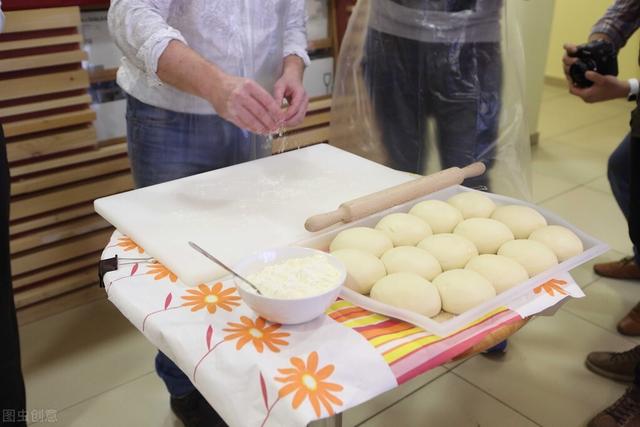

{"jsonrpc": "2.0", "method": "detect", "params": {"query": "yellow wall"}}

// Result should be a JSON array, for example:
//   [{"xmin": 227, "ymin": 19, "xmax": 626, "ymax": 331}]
[
  {"xmin": 509, "ymin": 0, "xmax": 554, "ymax": 134},
  {"xmin": 546, "ymin": 0, "xmax": 640, "ymax": 81}
]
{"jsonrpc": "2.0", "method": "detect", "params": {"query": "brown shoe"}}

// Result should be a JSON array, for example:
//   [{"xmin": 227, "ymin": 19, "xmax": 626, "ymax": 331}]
[
  {"xmin": 619, "ymin": 304, "xmax": 640, "ymax": 336},
  {"xmin": 588, "ymin": 385, "xmax": 640, "ymax": 427},
  {"xmin": 594, "ymin": 257, "xmax": 640, "ymax": 280},
  {"xmin": 586, "ymin": 346, "xmax": 640, "ymax": 382}
]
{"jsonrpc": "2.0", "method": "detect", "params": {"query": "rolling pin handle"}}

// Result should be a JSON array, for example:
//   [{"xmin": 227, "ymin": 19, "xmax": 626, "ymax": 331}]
[
  {"xmin": 304, "ymin": 208, "xmax": 347, "ymax": 232},
  {"xmin": 461, "ymin": 162, "xmax": 486, "ymax": 179}
]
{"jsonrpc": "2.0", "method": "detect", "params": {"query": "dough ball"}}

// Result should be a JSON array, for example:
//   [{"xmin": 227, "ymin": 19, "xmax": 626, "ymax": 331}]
[
  {"xmin": 409, "ymin": 200, "xmax": 463, "ymax": 234},
  {"xmin": 370, "ymin": 273, "xmax": 441, "ymax": 317},
  {"xmin": 529, "ymin": 225, "xmax": 584, "ymax": 262},
  {"xmin": 330, "ymin": 227, "xmax": 393, "ymax": 257},
  {"xmin": 453, "ymin": 218, "xmax": 514, "ymax": 254},
  {"xmin": 431, "ymin": 311, "xmax": 455, "ymax": 323},
  {"xmin": 381, "ymin": 246, "xmax": 442, "ymax": 281},
  {"xmin": 417, "ymin": 233, "xmax": 478, "ymax": 271},
  {"xmin": 447, "ymin": 192, "xmax": 496, "ymax": 219},
  {"xmin": 498, "ymin": 239, "xmax": 559, "ymax": 277},
  {"xmin": 331, "ymin": 249, "xmax": 387, "ymax": 295},
  {"xmin": 375, "ymin": 213, "xmax": 432, "ymax": 246},
  {"xmin": 491, "ymin": 205, "xmax": 548, "ymax": 239},
  {"xmin": 465, "ymin": 254, "xmax": 529, "ymax": 294},
  {"xmin": 433, "ymin": 269, "xmax": 496, "ymax": 315}
]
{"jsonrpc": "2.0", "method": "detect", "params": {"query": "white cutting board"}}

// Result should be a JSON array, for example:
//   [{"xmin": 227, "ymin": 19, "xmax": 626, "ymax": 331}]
[{"xmin": 94, "ymin": 144, "xmax": 414, "ymax": 287}]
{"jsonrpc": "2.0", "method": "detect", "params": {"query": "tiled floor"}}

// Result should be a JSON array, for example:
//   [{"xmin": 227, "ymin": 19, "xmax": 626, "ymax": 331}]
[{"xmin": 19, "ymin": 84, "xmax": 640, "ymax": 426}]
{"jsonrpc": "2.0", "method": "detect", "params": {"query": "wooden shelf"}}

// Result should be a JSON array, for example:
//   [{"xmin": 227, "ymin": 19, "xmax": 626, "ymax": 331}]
[
  {"xmin": 89, "ymin": 68, "xmax": 119, "ymax": 84},
  {"xmin": 2, "ymin": 6, "xmax": 122, "ymax": 320},
  {"xmin": 2, "ymin": 1, "xmax": 109, "ymax": 11},
  {"xmin": 308, "ymin": 38, "xmax": 333, "ymax": 52},
  {"xmin": 0, "ymin": 34, "xmax": 83, "ymax": 52},
  {"xmin": 2, "ymin": 7, "xmax": 81, "ymax": 32}
]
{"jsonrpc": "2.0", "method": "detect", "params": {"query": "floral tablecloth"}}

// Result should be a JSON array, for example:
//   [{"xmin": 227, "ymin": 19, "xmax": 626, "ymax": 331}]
[{"xmin": 102, "ymin": 231, "xmax": 584, "ymax": 427}]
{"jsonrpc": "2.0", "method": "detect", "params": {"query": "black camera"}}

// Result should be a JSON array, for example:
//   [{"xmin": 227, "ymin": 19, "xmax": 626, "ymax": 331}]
[{"xmin": 569, "ymin": 40, "xmax": 619, "ymax": 88}]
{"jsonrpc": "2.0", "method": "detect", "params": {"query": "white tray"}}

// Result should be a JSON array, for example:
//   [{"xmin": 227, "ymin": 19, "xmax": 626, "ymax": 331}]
[{"xmin": 295, "ymin": 185, "xmax": 609, "ymax": 336}]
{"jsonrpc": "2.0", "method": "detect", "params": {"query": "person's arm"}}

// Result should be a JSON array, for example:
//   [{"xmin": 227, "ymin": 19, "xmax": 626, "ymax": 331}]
[
  {"xmin": 108, "ymin": 0, "xmax": 283, "ymax": 134},
  {"xmin": 591, "ymin": 0, "xmax": 640, "ymax": 50},
  {"xmin": 156, "ymin": 41, "xmax": 283, "ymax": 134},
  {"xmin": 272, "ymin": 0, "xmax": 311, "ymax": 128},
  {"xmin": 1, "ymin": 0, "xmax": 4, "ymax": 33}
]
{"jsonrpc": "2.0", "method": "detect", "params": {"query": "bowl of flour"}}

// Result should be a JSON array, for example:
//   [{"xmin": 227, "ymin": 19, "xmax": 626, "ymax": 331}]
[{"xmin": 233, "ymin": 247, "xmax": 346, "ymax": 324}]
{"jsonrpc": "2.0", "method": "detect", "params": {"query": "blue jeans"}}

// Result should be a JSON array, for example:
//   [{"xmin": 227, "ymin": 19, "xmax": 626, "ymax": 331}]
[
  {"xmin": 363, "ymin": 30, "xmax": 502, "ymax": 190},
  {"xmin": 126, "ymin": 94, "xmax": 270, "ymax": 397},
  {"xmin": 608, "ymin": 133, "xmax": 640, "ymax": 263}
]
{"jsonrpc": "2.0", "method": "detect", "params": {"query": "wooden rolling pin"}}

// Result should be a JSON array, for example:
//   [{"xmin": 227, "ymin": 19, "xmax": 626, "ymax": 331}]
[{"xmin": 304, "ymin": 162, "xmax": 486, "ymax": 232}]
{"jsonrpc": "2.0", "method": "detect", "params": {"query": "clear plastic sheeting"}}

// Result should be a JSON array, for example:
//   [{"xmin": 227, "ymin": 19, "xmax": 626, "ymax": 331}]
[{"xmin": 330, "ymin": 0, "xmax": 531, "ymax": 199}]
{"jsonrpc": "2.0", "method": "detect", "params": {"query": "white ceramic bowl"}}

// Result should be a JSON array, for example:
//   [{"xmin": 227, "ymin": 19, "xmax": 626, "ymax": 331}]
[{"xmin": 233, "ymin": 247, "xmax": 346, "ymax": 325}]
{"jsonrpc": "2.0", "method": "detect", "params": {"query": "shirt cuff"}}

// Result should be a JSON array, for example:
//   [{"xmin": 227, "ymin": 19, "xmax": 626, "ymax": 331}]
[
  {"xmin": 137, "ymin": 28, "xmax": 188, "ymax": 87},
  {"xmin": 590, "ymin": 24, "xmax": 625, "ymax": 51},
  {"xmin": 283, "ymin": 47, "xmax": 311, "ymax": 68}
]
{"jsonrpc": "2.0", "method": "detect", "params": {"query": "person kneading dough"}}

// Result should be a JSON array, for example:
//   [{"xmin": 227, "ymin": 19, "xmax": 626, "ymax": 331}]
[
  {"xmin": 529, "ymin": 225, "xmax": 584, "ymax": 262},
  {"xmin": 418, "ymin": 233, "xmax": 478, "ymax": 270},
  {"xmin": 370, "ymin": 273, "xmax": 441, "ymax": 317},
  {"xmin": 491, "ymin": 205, "xmax": 547, "ymax": 239},
  {"xmin": 465, "ymin": 254, "xmax": 529, "ymax": 294},
  {"xmin": 409, "ymin": 199, "xmax": 463, "ymax": 233},
  {"xmin": 453, "ymin": 218, "xmax": 514, "ymax": 254},
  {"xmin": 381, "ymin": 246, "xmax": 442, "ymax": 281},
  {"xmin": 331, "ymin": 249, "xmax": 386, "ymax": 294},
  {"xmin": 433, "ymin": 269, "xmax": 496, "ymax": 314},
  {"xmin": 447, "ymin": 192, "xmax": 496, "ymax": 219},
  {"xmin": 330, "ymin": 227, "xmax": 393, "ymax": 257},
  {"xmin": 498, "ymin": 239, "xmax": 558, "ymax": 277},
  {"xmin": 375, "ymin": 213, "xmax": 432, "ymax": 246}
]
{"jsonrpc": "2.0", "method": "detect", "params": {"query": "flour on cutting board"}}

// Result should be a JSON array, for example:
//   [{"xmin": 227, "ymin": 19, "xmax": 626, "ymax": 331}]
[{"xmin": 94, "ymin": 145, "xmax": 413, "ymax": 287}]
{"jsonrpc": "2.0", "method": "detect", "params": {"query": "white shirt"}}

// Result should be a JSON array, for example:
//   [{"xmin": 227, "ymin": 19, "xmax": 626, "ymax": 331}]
[{"xmin": 108, "ymin": 0, "xmax": 310, "ymax": 115}]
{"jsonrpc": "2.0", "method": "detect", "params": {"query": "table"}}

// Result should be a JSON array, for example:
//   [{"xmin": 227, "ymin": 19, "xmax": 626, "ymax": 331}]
[{"xmin": 101, "ymin": 230, "xmax": 581, "ymax": 427}]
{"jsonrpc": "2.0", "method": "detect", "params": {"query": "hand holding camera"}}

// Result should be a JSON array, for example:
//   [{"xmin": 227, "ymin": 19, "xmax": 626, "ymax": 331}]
[
  {"xmin": 566, "ymin": 40, "xmax": 618, "ymax": 88},
  {"xmin": 563, "ymin": 40, "xmax": 629, "ymax": 103}
]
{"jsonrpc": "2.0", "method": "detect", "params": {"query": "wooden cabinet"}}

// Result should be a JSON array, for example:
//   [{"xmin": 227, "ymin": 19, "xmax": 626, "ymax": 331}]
[{"xmin": 1, "ymin": 7, "xmax": 131, "ymax": 324}]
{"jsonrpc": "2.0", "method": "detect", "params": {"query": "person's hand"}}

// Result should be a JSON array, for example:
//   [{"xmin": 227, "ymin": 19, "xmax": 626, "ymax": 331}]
[
  {"xmin": 209, "ymin": 74, "xmax": 284, "ymax": 135},
  {"xmin": 273, "ymin": 56, "xmax": 309, "ymax": 128},
  {"xmin": 562, "ymin": 43, "xmax": 579, "ymax": 83},
  {"xmin": 569, "ymin": 71, "xmax": 629, "ymax": 103}
]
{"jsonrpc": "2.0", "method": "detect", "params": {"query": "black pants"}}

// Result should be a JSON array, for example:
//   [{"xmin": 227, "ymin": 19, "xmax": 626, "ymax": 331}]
[
  {"xmin": 0, "ymin": 125, "xmax": 26, "ymax": 425},
  {"xmin": 628, "ymin": 107, "xmax": 640, "ymax": 386},
  {"xmin": 630, "ymin": 107, "xmax": 640, "ymax": 260},
  {"xmin": 363, "ymin": 30, "xmax": 502, "ymax": 189}
]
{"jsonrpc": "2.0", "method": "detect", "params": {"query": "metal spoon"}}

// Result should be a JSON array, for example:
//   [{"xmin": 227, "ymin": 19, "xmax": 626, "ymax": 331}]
[{"xmin": 188, "ymin": 241, "xmax": 262, "ymax": 295}]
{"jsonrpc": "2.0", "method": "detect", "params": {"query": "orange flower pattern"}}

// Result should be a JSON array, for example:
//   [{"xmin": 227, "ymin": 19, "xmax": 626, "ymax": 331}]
[
  {"xmin": 275, "ymin": 351, "xmax": 343, "ymax": 417},
  {"xmin": 117, "ymin": 236, "xmax": 144, "ymax": 254},
  {"xmin": 146, "ymin": 262, "xmax": 178, "ymax": 283},
  {"xmin": 182, "ymin": 283, "xmax": 241, "ymax": 313},
  {"xmin": 223, "ymin": 316, "xmax": 290, "ymax": 353},
  {"xmin": 534, "ymin": 279, "xmax": 568, "ymax": 297}
]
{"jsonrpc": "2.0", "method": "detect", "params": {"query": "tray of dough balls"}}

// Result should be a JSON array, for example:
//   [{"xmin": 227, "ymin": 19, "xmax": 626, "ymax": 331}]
[{"xmin": 296, "ymin": 185, "xmax": 609, "ymax": 336}]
